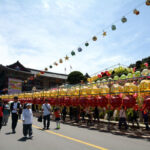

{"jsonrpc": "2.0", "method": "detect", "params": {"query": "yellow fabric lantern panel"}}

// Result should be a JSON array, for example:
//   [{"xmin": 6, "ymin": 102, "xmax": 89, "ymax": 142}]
[
  {"xmin": 124, "ymin": 83, "xmax": 138, "ymax": 95},
  {"xmin": 91, "ymin": 85, "xmax": 99, "ymax": 95},
  {"xmin": 59, "ymin": 88, "xmax": 67, "ymax": 96},
  {"xmin": 99, "ymin": 85, "xmax": 109, "ymax": 96},
  {"xmin": 139, "ymin": 80, "xmax": 150, "ymax": 95},
  {"xmin": 74, "ymin": 87, "xmax": 80, "ymax": 96},
  {"xmin": 81, "ymin": 86, "xmax": 88, "ymax": 96},
  {"xmin": 111, "ymin": 84, "xmax": 124, "ymax": 95}
]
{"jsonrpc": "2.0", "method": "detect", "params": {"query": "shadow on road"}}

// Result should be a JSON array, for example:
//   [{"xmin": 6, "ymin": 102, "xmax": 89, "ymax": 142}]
[
  {"xmin": 5, "ymin": 132, "xmax": 14, "ymax": 135},
  {"xmin": 18, "ymin": 137, "xmax": 27, "ymax": 142}
]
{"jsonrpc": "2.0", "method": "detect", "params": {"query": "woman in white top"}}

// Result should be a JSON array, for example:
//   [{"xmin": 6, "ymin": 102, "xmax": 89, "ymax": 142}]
[{"xmin": 22, "ymin": 103, "xmax": 33, "ymax": 139}]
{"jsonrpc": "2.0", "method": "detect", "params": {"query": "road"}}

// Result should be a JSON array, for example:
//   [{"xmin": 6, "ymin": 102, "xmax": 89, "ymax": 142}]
[{"xmin": 0, "ymin": 117, "xmax": 150, "ymax": 150}]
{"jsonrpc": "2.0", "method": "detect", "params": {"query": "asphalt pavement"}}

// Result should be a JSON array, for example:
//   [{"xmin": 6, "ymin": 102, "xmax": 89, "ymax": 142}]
[{"xmin": 0, "ymin": 116, "xmax": 150, "ymax": 150}]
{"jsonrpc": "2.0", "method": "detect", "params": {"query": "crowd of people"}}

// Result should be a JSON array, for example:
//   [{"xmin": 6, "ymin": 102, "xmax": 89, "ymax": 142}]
[{"xmin": 0, "ymin": 97, "xmax": 150, "ymax": 140}]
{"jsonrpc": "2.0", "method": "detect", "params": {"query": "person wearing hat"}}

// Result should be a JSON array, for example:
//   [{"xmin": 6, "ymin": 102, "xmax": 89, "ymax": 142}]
[
  {"xmin": 42, "ymin": 99, "xmax": 51, "ymax": 130},
  {"xmin": 22, "ymin": 103, "xmax": 33, "ymax": 139},
  {"xmin": 10, "ymin": 96, "xmax": 21, "ymax": 133}
]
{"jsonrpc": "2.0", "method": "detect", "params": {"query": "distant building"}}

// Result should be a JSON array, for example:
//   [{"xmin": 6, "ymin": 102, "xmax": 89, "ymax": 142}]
[{"xmin": 0, "ymin": 61, "xmax": 68, "ymax": 94}]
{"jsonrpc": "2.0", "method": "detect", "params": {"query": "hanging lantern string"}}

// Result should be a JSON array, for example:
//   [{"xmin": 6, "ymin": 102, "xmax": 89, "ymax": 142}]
[
  {"xmin": 94, "ymin": 1, "xmax": 145, "ymax": 37},
  {"xmin": 47, "ymin": 1, "xmax": 146, "ymax": 70}
]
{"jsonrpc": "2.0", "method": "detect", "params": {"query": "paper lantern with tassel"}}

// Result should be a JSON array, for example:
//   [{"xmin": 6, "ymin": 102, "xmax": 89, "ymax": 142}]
[
  {"xmin": 49, "ymin": 65, "xmax": 53, "ymax": 69},
  {"xmin": 71, "ymin": 51, "xmax": 75, "ymax": 56},
  {"xmin": 92, "ymin": 36, "xmax": 97, "ymax": 41},
  {"xmin": 121, "ymin": 16, "xmax": 127, "ymax": 23},
  {"xmin": 103, "ymin": 31, "xmax": 107, "ymax": 37},
  {"xmin": 146, "ymin": 0, "xmax": 150, "ymax": 6},
  {"xmin": 111, "ymin": 25, "xmax": 116, "ymax": 30},
  {"xmin": 78, "ymin": 47, "xmax": 82, "ymax": 52},
  {"xmin": 85, "ymin": 42, "xmax": 89, "ymax": 47},
  {"xmin": 59, "ymin": 59, "xmax": 63, "ymax": 63},
  {"xmin": 133, "ymin": 9, "xmax": 140, "ymax": 15},
  {"xmin": 65, "ymin": 55, "xmax": 69, "ymax": 60}
]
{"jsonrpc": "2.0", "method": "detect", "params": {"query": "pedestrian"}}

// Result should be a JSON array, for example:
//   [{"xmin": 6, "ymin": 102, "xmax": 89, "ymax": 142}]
[
  {"xmin": 131, "ymin": 109, "xmax": 139, "ymax": 128},
  {"xmin": 0, "ymin": 99, "xmax": 3, "ymax": 131},
  {"xmin": 10, "ymin": 96, "xmax": 21, "ymax": 133},
  {"xmin": 69, "ymin": 106, "xmax": 73, "ymax": 121},
  {"xmin": 119, "ymin": 106, "xmax": 128, "ymax": 130},
  {"xmin": 22, "ymin": 103, "xmax": 33, "ymax": 139},
  {"xmin": 107, "ymin": 106, "xmax": 113, "ymax": 130},
  {"xmin": 94, "ymin": 106, "xmax": 100, "ymax": 123},
  {"xmin": 18, "ymin": 104, "xmax": 22, "ymax": 120},
  {"xmin": 54, "ymin": 107, "xmax": 61, "ymax": 129},
  {"xmin": 62, "ymin": 106, "xmax": 67, "ymax": 122},
  {"xmin": 80, "ymin": 108, "xmax": 86, "ymax": 122},
  {"xmin": 42, "ymin": 99, "xmax": 51, "ymax": 130},
  {"xmin": 142, "ymin": 108, "xmax": 149, "ymax": 130},
  {"xmin": 3, "ymin": 101, "xmax": 10, "ymax": 126}
]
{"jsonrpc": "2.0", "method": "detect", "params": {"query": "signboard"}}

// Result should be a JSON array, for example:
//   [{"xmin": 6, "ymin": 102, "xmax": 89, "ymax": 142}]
[{"xmin": 8, "ymin": 78, "xmax": 22, "ymax": 94}]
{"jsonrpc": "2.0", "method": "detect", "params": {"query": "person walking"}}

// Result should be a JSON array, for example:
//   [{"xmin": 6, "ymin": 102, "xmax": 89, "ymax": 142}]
[
  {"xmin": 54, "ymin": 107, "xmax": 61, "ymax": 129},
  {"xmin": 62, "ymin": 106, "xmax": 67, "ymax": 122},
  {"xmin": 22, "ymin": 103, "xmax": 33, "ymax": 139},
  {"xmin": 42, "ymin": 99, "xmax": 51, "ymax": 130},
  {"xmin": 0, "ymin": 100, "xmax": 3, "ymax": 131},
  {"xmin": 10, "ymin": 96, "xmax": 21, "ymax": 133},
  {"xmin": 119, "ymin": 106, "xmax": 128, "ymax": 130},
  {"xmin": 3, "ymin": 101, "xmax": 10, "ymax": 126},
  {"xmin": 142, "ymin": 108, "xmax": 149, "ymax": 130}
]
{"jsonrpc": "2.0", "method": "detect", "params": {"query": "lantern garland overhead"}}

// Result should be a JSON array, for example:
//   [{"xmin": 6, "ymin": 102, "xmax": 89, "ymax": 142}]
[{"xmin": 27, "ymin": 1, "xmax": 149, "ymax": 74}]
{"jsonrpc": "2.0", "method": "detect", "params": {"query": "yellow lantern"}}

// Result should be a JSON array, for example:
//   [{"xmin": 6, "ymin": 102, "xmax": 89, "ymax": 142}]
[
  {"xmin": 139, "ymin": 80, "xmax": 150, "ymax": 96},
  {"xmin": 111, "ymin": 84, "xmax": 124, "ymax": 95},
  {"xmin": 124, "ymin": 83, "xmax": 138, "ymax": 95}
]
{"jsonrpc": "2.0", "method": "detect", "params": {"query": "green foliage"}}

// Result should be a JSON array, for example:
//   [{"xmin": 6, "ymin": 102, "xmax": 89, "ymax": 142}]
[{"xmin": 67, "ymin": 71, "xmax": 85, "ymax": 85}]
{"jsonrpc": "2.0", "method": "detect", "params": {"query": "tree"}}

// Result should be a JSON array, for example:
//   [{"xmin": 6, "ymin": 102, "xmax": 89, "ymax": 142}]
[{"xmin": 67, "ymin": 71, "xmax": 85, "ymax": 85}]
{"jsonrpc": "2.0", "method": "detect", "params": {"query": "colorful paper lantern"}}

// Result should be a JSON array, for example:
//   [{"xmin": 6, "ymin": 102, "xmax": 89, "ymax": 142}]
[
  {"xmin": 45, "ymin": 68, "xmax": 48, "ymax": 71},
  {"xmin": 103, "ymin": 31, "xmax": 107, "ymax": 37},
  {"xmin": 54, "ymin": 62, "xmax": 58, "ymax": 66},
  {"xmin": 92, "ymin": 36, "xmax": 97, "ymax": 41},
  {"xmin": 111, "ymin": 25, "xmax": 116, "ymax": 30},
  {"xmin": 85, "ymin": 42, "xmax": 89, "ymax": 47},
  {"xmin": 78, "ymin": 47, "xmax": 82, "ymax": 52},
  {"xmin": 133, "ymin": 9, "xmax": 140, "ymax": 15},
  {"xmin": 59, "ymin": 59, "xmax": 63, "ymax": 63},
  {"xmin": 40, "ymin": 71, "xmax": 45, "ymax": 74},
  {"xmin": 146, "ymin": 0, "xmax": 150, "ymax": 6},
  {"xmin": 71, "ymin": 51, "xmax": 75, "ymax": 56},
  {"xmin": 121, "ymin": 16, "xmax": 127, "ymax": 23},
  {"xmin": 144, "ymin": 62, "xmax": 149, "ymax": 68},
  {"xmin": 49, "ymin": 65, "xmax": 53, "ymax": 69},
  {"xmin": 65, "ymin": 55, "xmax": 69, "ymax": 60}
]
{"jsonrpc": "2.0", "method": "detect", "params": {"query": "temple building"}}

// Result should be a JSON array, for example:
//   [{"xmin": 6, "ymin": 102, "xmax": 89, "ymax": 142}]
[{"xmin": 0, "ymin": 61, "xmax": 68, "ymax": 94}]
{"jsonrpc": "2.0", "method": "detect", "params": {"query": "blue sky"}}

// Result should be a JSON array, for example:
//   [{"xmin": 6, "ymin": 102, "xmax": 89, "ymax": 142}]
[{"xmin": 0, "ymin": 0, "xmax": 150, "ymax": 75}]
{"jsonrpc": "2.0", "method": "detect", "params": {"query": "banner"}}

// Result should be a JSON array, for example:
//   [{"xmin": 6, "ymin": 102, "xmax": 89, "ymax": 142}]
[{"xmin": 8, "ymin": 78, "xmax": 22, "ymax": 94}]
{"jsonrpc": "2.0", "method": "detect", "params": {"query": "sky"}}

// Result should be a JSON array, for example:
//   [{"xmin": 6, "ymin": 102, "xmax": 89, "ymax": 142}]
[{"xmin": 0, "ymin": 0, "xmax": 150, "ymax": 75}]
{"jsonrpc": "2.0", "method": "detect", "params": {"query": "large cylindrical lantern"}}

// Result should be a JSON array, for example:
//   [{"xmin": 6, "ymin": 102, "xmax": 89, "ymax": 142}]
[
  {"xmin": 143, "ymin": 96, "xmax": 150, "ymax": 110},
  {"xmin": 110, "ymin": 95, "xmax": 122, "ymax": 108},
  {"xmin": 122, "ymin": 95, "xmax": 136, "ymax": 108},
  {"xmin": 97, "ymin": 96, "xmax": 108, "ymax": 108}
]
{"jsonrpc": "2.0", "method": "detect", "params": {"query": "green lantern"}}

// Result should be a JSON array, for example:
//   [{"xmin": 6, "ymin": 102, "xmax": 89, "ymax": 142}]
[
  {"xmin": 49, "ymin": 65, "xmax": 53, "ymax": 69},
  {"xmin": 92, "ymin": 36, "xmax": 97, "ymax": 41},
  {"xmin": 127, "ymin": 73, "xmax": 133, "ymax": 78},
  {"xmin": 121, "ymin": 16, "xmax": 127, "ymax": 23},
  {"xmin": 135, "ymin": 71, "xmax": 141, "ymax": 77},
  {"xmin": 111, "ymin": 25, "xmax": 116, "ymax": 31},
  {"xmin": 120, "ymin": 74, "xmax": 126, "ymax": 80},
  {"xmin": 113, "ymin": 75, "xmax": 119, "ymax": 80},
  {"xmin": 71, "ymin": 51, "xmax": 75, "ymax": 56},
  {"xmin": 85, "ymin": 42, "xmax": 89, "ymax": 47}
]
